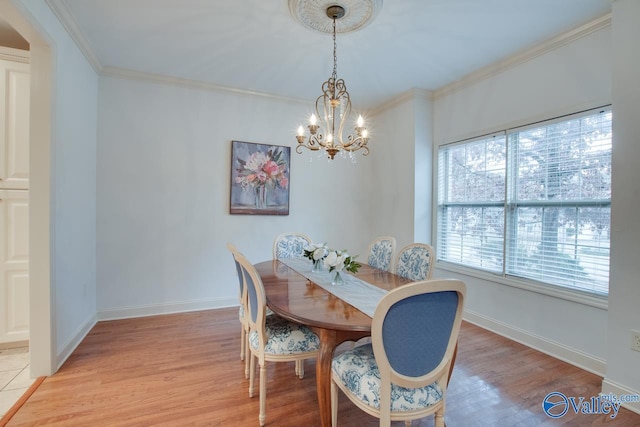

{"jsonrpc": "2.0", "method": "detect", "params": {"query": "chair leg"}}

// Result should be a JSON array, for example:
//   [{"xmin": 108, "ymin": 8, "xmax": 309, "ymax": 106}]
[
  {"xmin": 434, "ymin": 410, "xmax": 445, "ymax": 427},
  {"xmin": 240, "ymin": 326, "xmax": 245, "ymax": 361},
  {"xmin": 298, "ymin": 359, "xmax": 304, "ymax": 379},
  {"xmin": 259, "ymin": 363, "xmax": 267, "ymax": 427},
  {"xmin": 249, "ymin": 353, "xmax": 256, "ymax": 398},
  {"xmin": 245, "ymin": 332, "xmax": 250, "ymax": 379},
  {"xmin": 331, "ymin": 380, "xmax": 338, "ymax": 427}
]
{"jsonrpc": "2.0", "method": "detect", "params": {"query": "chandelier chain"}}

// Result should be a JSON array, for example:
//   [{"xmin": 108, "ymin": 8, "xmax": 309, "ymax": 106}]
[{"xmin": 332, "ymin": 18, "xmax": 337, "ymax": 80}]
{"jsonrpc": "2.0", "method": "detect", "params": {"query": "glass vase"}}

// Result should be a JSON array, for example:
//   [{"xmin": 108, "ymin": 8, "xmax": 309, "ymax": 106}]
[
  {"xmin": 254, "ymin": 185, "xmax": 267, "ymax": 209},
  {"xmin": 331, "ymin": 270, "xmax": 345, "ymax": 285},
  {"xmin": 312, "ymin": 259, "xmax": 323, "ymax": 273}
]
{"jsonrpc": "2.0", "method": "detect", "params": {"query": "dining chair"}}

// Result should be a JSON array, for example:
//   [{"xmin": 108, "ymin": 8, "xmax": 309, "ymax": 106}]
[
  {"xmin": 366, "ymin": 236, "xmax": 396, "ymax": 272},
  {"xmin": 235, "ymin": 250, "xmax": 320, "ymax": 427},
  {"xmin": 272, "ymin": 232, "xmax": 313, "ymax": 376},
  {"xmin": 273, "ymin": 232, "xmax": 312, "ymax": 259},
  {"xmin": 331, "ymin": 279, "xmax": 466, "ymax": 427},
  {"xmin": 394, "ymin": 243, "xmax": 435, "ymax": 281},
  {"xmin": 226, "ymin": 242, "xmax": 252, "ymax": 379}
]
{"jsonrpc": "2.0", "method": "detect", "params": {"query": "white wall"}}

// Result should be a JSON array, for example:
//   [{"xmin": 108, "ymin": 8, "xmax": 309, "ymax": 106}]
[
  {"xmin": 53, "ymin": 37, "xmax": 98, "ymax": 363},
  {"xmin": 369, "ymin": 90, "xmax": 434, "ymax": 250},
  {"xmin": 7, "ymin": 0, "xmax": 99, "ymax": 374},
  {"xmin": 412, "ymin": 92, "xmax": 433, "ymax": 244},
  {"xmin": 432, "ymin": 24, "xmax": 612, "ymax": 373},
  {"xmin": 603, "ymin": 0, "xmax": 640, "ymax": 410},
  {"xmin": 96, "ymin": 74, "xmax": 371, "ymax": 318}
]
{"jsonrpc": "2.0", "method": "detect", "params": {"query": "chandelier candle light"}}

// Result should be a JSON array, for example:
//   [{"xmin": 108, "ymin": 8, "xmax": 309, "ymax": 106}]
[{"xmin": 295, "ymin": 5, "xmax": 370, "ymax": 160}]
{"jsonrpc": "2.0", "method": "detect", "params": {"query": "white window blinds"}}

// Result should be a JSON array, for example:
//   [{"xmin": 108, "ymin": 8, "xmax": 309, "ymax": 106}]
[{"xmin": 437, "ymin": 107, "xmax": 612, "ymax": 295}]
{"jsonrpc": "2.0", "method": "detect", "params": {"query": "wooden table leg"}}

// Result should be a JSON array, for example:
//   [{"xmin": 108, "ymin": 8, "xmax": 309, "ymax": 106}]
[
  {"xmin": 315, "ymin": 329, "xmax": 370, "ymax": 427},
  {"xmin": 316, "ymin": 328, "xmax": 337, "ymax": 427}
]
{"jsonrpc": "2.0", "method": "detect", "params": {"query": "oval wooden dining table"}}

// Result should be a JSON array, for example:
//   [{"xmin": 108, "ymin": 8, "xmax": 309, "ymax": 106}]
[{"xmin": 254, "ymin": 259, "xmax": 413, "ymax": 427}]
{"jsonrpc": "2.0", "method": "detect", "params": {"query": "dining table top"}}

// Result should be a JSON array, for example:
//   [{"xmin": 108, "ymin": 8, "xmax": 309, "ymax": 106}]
[{"xmin": 254, "ymin": 259, "xmax": 413, "ymax": 331}]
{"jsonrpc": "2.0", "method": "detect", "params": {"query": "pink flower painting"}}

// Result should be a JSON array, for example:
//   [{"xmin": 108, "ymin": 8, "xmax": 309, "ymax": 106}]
[{"xmin": 230, "ymin": 141, "xmax": 290, "ymax": 215}]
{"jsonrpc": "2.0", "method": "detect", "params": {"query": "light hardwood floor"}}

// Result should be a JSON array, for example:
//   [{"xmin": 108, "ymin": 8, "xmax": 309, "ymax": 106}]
[{"xmin": 4, "ymin": 308, "xmax": 640, "ymax": 426}]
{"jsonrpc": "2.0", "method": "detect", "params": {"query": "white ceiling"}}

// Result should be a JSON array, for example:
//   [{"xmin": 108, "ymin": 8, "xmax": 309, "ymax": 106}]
[{"xmin": 48, "ymin": 0, "xmax": 611, "ymax": 108}]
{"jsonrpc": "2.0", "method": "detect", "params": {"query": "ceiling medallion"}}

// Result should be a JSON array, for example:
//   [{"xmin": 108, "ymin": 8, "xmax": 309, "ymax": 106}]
[{"xmin": 288, "ymin": 0, "xmax": 383, "ymax": 34}]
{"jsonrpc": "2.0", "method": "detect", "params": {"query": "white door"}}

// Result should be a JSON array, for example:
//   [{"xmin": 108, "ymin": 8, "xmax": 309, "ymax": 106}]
[
  {"xmin": 0, "ymin": 58, "xmax": 29, "ymax": 190},
  {"xmin": 0, "ymin": 56, "xmax": 29, "ymax": 344},
  {"xmin": 0, "ymin": 190, "xmax": 29, "ymax": 343}
]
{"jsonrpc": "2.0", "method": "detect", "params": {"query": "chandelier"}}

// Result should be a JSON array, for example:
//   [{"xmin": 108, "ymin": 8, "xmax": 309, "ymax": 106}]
[{"xmin": 295, "ymin": 5, "xmax": 370, "ymax": 160}]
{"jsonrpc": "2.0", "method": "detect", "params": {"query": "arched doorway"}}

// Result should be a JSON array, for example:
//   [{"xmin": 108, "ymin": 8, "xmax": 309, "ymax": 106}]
[{"xmin": 0, "ymin": 0, "xmax": 54, "ymax": 377}]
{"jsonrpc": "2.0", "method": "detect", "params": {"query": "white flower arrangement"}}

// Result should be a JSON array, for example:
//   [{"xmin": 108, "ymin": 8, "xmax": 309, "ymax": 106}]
[
  {"xmin": 303, "ymin": 242, "xmax": 361, "ymax": 275},
  {"xmin": 323, "ymin": 249, "xmax": 361, "ymax": 273},
  {"xmin": 303, "ymin": 242, "xmax": 328, "ymax": 262}
]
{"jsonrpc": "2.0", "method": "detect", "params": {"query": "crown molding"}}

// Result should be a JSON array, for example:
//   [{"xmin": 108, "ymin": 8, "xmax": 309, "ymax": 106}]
[
  {"xmin": 45, "ymin": 0, "xmax": 102, "ymax": 73},
  {"xmin": 101, "ymin": 66, "xmax": 311, "ymax": 105},
  {"xmin": 371, "ymin": 88, "xmax": 433, "ymax": 116},
  {"xmin": 434, "ymin": 13, "xmax": 612, "ymax": 100},
  {"xmin": 41, "ymin": 2, "xmax": 611, "ymax": 113},
  {"xmin": 0, "ymin": 46, "xmax": 30, "ymax": 63}
]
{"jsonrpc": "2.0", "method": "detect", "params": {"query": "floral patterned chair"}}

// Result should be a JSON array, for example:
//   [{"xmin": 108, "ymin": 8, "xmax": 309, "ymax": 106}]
[
  {"xmin": 272, "ymin": 232, "xmax": 312, "ymax": 259},
  {"xmin": 331, "ymin": 279, "xmax": 466, "ymax": 427},
  {"xmin": 235, "ymin": 249, "xmax": 320, "ymax": 427},
  {"xmin": 394, "ymin": 243, "xmax": 435, "ymax": 281},
  {"xmin": 272, "ymin": 232, "xmax": 312, "ymax": 375},
  {"xmin": 226, "ymin": 242, "xmax": 251, "ymax": 378},
  {"xmin": 366, "ymin": 236, "xmax": 397, "ymax": 272}
]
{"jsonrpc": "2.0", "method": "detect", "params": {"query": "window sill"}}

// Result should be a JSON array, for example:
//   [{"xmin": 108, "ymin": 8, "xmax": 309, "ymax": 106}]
[{"xmin": 434, "ymin": 261, "xmax": 608, "ymax": 310}]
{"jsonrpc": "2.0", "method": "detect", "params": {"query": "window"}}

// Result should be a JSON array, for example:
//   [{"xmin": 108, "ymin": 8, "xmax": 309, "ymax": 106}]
[{"xmin": 437, "ymin": 107, "xmax": 612, "ymax": 295}]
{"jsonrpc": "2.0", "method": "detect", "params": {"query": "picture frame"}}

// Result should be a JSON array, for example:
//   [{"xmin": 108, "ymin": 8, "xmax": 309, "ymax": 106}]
[{"xmin": 230, "ymin": 140, "xmax": 291, "ymax": 215}]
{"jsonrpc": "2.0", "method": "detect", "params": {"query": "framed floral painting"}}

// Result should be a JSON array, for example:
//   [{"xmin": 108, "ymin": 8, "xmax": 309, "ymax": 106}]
[{"xmin": 230, "ymin": 140, "xmax": 290, "ymax": 215}]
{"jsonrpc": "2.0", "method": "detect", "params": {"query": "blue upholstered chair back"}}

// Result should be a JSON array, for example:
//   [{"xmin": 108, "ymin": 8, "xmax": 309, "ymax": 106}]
[
  {"xmin": 226, "ymin": 242, "xmax": 246, "ymax": 304},
  {"xmin": 382, "ymin": 291, "xmax": 459, "ymax": 377},
  {"xmin": 234, "ymin": 258, "xmax": 244, "ymax": 296},
  {"xmin": 273, "ymin": 232, "xmax": 312, "ymax": 259},
  {"xmin": 366, "ymin": 236, "xmax": 396, "ymax": 272},
  {"xmin": 242, "ymin": 263, "xmax": 260, "ymax": 324},
  {"xmin": 372, "ymin": 279, "xmax": 466, "ymax": 389}
]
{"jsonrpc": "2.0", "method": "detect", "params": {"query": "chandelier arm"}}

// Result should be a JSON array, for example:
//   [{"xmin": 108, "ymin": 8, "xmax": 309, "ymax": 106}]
[
  {"xmin": 340, "ymin": 144, "xmax": 370, "ymax": 155},
  {"xmin": 343, "ymin": 133, "xmax": 365, "ymax": 149},
  {"xmin": 296, "ymin": 133, "xmax": 326, "ymax": 153},
  {"xmin": 310, "ymin": 133, "xmax": 326, "ymax": 148},
  {"xmin": 334, "ymin": 79, "xmax": 348, "ymax": 98}
]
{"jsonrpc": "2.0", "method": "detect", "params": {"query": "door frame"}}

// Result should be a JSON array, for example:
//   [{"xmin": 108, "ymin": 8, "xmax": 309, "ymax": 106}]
[{"xmin": 0, "ymin": 0, "xmax": 55, "ymax": 376}]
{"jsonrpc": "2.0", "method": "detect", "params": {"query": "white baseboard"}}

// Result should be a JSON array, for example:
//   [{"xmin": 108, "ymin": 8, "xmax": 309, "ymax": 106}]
[
  {"xmin": 601, "ymin": 379, "xmax": 640, "ymax": 415},
  {"xmin": 0, "ymin": 340, "xmax": 28, "ymax": 350},
  {"xmin": 463, "ymin": 309, "xmax": 606, "ymax": 376},
  {"xmin": 56, "ymin": 313, "xmax": 97, "ymax": 371},
  {"xmin": 97, "ymin": 297, "xmax": 237, "ymax": 321}
]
